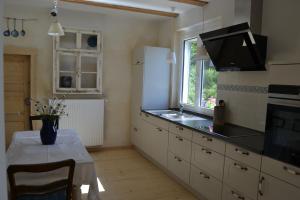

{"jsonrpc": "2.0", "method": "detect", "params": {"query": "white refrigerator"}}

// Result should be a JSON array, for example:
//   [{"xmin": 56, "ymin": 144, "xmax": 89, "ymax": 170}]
[{"xmin": 131, "ymin": 46, "xmax": 171, "ymax": 116}]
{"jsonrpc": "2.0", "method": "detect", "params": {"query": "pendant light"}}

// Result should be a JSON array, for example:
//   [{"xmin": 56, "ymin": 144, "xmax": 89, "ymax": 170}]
[
  {"xmin": 195, "ymin": 5, "xmax": 209, "ymax": 61},
  {"xmin": 167, "ymin": 51, "xmax": 177, "ymax": 65},
  {"xmin": 48, "ymin": 0, "xmax": 64, "ymax": 36}
]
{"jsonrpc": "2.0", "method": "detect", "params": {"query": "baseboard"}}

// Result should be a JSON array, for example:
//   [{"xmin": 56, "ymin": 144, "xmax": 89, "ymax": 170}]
[{"xmin": 86, "ymin": 145, "xmax": 134, "ymax": 152}]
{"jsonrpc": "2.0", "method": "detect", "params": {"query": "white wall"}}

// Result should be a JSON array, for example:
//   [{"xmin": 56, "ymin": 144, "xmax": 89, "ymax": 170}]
[
  {"xmin": 4, "ymin": 5, "xmax": 160, "ymax": 147},
  {"xmin": 0, "ymin": 0, "xmax": 8, "ymax": 198}
]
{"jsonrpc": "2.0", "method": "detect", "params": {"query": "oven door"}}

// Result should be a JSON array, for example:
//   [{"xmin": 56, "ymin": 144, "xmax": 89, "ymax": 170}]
[{"xmin": 264, "ymin": 101, "xmax": 300, "ymax": 168}]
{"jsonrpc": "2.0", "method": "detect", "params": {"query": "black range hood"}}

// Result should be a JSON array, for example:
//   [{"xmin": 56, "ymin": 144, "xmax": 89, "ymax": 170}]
[{"xmin": 200, "ymin": 23, "xmax": 267, "ymax": 72}]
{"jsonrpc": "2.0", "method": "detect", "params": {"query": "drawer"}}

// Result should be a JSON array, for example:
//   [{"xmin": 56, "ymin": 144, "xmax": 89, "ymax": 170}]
[
  {"xmin": 258, "ymin": 173, "xmax": 300, "ymax": 200},
  {"xmin": 193, "ymin": 132, "xmax": 226, "ymax": 154},
  {"xmin": 261, "ymin": 156, "xmax": 300, "ymax": 188},
  {"xmin": 222, "ymin": 185, "xmax": 253, "ymax": 200},
  {"xmin": 191, "ymin": 143, "xmax": 224, "ymax": 180},
  {"xmin": 169, "ymin": 123, "xmax": 193, "ymax": 140},
  {"xmin": 141, "ymin": 112, "xmax": 169, "ymax": 130},
  {"xmin": 168, "ymin": 151, "xmax": 190, "ymax": 184},
  {"xmin": 223, "ymin": 157, "xmax": 260, "ymax": 200},
  {"xmin": 169, "ymin": 132, "xmax": 192, "ymax": 162},
  {"xmin": 190, "ymin": 165, "xmax": 222, "ymax": 200},
  {"xmin": 226, "ymin": 143, "xmax": 261, "ymax": 170}
]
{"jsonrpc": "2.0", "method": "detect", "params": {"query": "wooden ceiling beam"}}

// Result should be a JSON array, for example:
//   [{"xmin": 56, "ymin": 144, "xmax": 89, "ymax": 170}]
[
  {"xmin": 61, "ymin": 0, "xmax": 179, "ymax": 18},
  {"xmin": 170, "ymin": 0, "xmax": 209, "ymax": 7}
]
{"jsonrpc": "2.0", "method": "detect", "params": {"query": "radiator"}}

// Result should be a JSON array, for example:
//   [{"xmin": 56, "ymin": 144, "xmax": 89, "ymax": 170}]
[{"xmin": 59, "ymin": 99, "xmax": 104, "ymax": 146}]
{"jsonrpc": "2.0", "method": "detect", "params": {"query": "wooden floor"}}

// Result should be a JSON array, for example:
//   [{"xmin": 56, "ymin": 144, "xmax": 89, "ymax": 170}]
[{"xmin": 84, "ymin": 148, "xmax": 197, "ymax": 200}]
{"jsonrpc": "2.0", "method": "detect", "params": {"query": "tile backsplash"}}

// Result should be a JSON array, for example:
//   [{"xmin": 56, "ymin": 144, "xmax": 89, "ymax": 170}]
[{"xmin": 217, "ymin": 84, "xmax": 268, "ymax": 132}]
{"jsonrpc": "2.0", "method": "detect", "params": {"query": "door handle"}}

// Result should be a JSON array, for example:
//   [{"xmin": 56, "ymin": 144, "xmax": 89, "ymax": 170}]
[
  {"xmin": 231, "ymin": 191, "xmax": 245, "ymax": 200},
  {"xmin": 258, "ymin": 176, "xmax": 265, "ymax": 196},
  {"xmin": 233, "ymin": 163, "xmax": 248, "ymax": 171},
  {"xmin": 235, "ymin": 148, "xmax": 249, "ymax": 156},
  {"xmin": 283, "ymin": 166, "xmax": 300, "ymax": 175},
  {"xmin": 24, "ymin": 97, "xmax": 31, "ymax": 106}
]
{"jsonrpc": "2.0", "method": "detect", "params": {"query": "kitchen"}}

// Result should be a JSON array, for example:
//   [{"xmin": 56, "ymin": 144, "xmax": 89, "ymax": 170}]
[{"xmin": 0, "ymin": 0, "xmax": 300, "ymax": 200}]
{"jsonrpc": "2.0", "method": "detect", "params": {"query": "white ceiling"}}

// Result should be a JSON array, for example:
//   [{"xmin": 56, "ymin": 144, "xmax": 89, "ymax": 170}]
[
  {"xmin": 5, "ymin": 0, "xmax": 204, "ymax": 19},
  {"xmin": 88, "ymin": 0, "xmax": 196, "ymax": 13}
]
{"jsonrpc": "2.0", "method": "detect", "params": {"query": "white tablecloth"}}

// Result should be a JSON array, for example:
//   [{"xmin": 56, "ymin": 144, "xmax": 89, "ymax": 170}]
[{"xmin": 6, "ymin": 129, "xmax": 100, "ymax": 200}]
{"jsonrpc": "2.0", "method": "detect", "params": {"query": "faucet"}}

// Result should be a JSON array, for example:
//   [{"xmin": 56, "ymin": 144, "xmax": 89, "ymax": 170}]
[{"xmin": 179, "ymin": 104, "xmax": 184, "ymax": 115}]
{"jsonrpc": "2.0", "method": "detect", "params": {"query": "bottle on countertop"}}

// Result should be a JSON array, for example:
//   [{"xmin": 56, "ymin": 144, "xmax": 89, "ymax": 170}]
[{"xmin": 213, "ymin": 100, "xmax": 225, "ymax": 132}]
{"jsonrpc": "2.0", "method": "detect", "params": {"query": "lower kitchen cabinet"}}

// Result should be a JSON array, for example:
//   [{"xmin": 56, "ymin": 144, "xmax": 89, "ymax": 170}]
[
  {"xmin": 141, "ymin": 119, "xmax": 168, "ymax": 167},
  {"xmin": 169, "ymin": 132, "xmax": 192, "ymax": 162},
  {"xmin": 223, "ymin": 157, "xmax": 260, "ymax": 200},
  {"xmin": 190, "ymin": 165, "xmax": 222, "ymax": 200},
  {"xmin": 150, "ymin": 125, "xmax": 168, "ymax": 167},
  {"xmin": 258, "ymin": 173, "xmax": 300, "ymax": 200},
  {"xmin": 222, "ymin": 185, "xmax": 253, "ymax": 200},
  {"xmin": 191, "ymin": 142, "xmax": 224, "ymax": 180},
  {"xmin": 168, "ymin": 151, "xmax": 190, "ymax": 184}
]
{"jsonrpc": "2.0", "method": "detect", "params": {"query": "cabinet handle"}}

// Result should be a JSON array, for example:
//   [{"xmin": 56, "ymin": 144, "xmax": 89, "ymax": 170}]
[
  {"xmin": 175, "ymin": 135, "xmax": 183, "ymax": 141},
  {"xmin": 199, "ymin": 171, "xmax": 210, "ymax": 179},
  {"xmin": 201, "ymin": 148, "xmax": 212, "ymax": 155},
  {"xmin": 156, "ymin": 127, "xmax": 163, "ymax": 132},
  {"xmin": 176, "ymin": 126, "xmax": 184, "ymax": 131},
  {"xmin": 235, "ymin": 148, "xmax": 249, "ymax": 156},
  {"xmin": 283, "ymin": 166, "xmax": 300, "ymax": 175},
  {"xmin": 202, "ymin": 135, "xmax": 213, "ymax": 142},
  {"xmin": 258, "ymin": 176, "xmax": 265, "ymax": 196},
  {"xmin": 233, "ymin": 163, "xmax": 248, "ymax": 171},
  {"xmin": 174, "ymin": 156, "xmax": 182, "ymax": 162},
  {"xmin": 133, "ymin": 127, "xmax": 138, "ymax": 132},
  {"xmin": 231, "ymin": 191, "xmax": 245, "ymax": 200}
]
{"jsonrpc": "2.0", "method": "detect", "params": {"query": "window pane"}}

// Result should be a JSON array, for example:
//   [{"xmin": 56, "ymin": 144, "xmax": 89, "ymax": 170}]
[
  {"xmin": 182, "ymin": 38, "xmax": 198, "ymax": 105},
  {"xmin": 201, "ymin": 60, "xmax": 218, "ymax": 109}
]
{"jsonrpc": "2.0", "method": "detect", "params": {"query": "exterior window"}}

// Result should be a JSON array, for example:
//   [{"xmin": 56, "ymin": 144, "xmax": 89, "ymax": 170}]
[{"xmin": 181, "ymin": 38, "xmax": 218, "ymax": 112}]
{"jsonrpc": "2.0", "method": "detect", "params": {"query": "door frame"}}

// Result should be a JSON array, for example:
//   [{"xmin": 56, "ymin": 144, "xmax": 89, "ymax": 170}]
[{"xmin": 4, "ymin": 45, "xmax": 37, "ymax": 114}]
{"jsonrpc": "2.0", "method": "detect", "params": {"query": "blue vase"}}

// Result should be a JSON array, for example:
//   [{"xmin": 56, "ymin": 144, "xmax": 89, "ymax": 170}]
[{"xmin": 40, "ymin": 118, "xmax": 58, "ymax": 145}]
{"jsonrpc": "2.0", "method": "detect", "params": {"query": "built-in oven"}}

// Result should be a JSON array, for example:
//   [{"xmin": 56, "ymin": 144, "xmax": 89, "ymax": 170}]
[{"xmin": 264, "ymin": 85, "xmax": 300, "ymax": 168}]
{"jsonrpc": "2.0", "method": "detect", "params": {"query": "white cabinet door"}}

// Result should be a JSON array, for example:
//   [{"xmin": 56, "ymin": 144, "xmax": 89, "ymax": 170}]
[
  {"xmin": 258, "ymin": 173, "xmax": 300, "ymax": 200},
  {"xmin": 168, "ymin": 151, "xmax": 190, "ymax": 184},
  {"xmin": 190, "ymin": 165, "xmax": 222, "ymax": 200},
  {"xmin": 151, "ymin": 126, "xmax": 168, "ymax": 167},
  {"xmin": 222, "ymin": 185, "xmax": 253, "ymax": 200},
  {"xmin": 169, "ymin": 133, "xmax": 192, "ymax": 162},
  {"xmin": 223, "ymin": 157, "xmax": 260, "ymax": 200},
  {"xmin": 191, "ymin": 143, "xmax": 224, "ymax": 180},
  {"xmin": 139, "ymin": 120, "xmax": 168, "ymax": 167},
  {"xmin": 139, "ymin": 119, "xmax": 152, "ymax": 154},
  {"xmin": 261, "ymin": 156, "xmax": 300, "ymax": 188}
]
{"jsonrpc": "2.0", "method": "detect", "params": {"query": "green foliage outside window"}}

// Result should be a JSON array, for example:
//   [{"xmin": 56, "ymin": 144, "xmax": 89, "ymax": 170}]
[{"xmin": 185, "ymin": 39, "xmax": 218, "ymax": 109}]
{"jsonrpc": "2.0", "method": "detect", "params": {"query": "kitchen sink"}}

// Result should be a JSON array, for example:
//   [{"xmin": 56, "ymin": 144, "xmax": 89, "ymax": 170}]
[{"xmin": 146, "ymin": 110, "xmax": 206, "ymax": 121}]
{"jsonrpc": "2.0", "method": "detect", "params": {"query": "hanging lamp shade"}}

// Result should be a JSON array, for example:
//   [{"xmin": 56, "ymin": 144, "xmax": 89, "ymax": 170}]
[
  {"xmin": 48, "ymin": 21, "xmax": 64, "ymax": 36},
  {"xmin": 167, "ymin": 51, "xmax": 177, "ymax": 64},
  {"xmin": 195, "ymin": 44, "xmax": 209, "ymax": 61}
]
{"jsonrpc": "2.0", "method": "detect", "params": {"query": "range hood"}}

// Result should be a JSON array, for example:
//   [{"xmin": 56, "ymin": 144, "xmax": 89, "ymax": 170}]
[{"xmin": 200, "ymin": 0, "xmax": 267, "ymax": 72}]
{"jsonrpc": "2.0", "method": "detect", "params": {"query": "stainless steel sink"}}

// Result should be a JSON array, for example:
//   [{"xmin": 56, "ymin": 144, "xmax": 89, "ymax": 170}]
[{"xmin": 147, "ymin": 110, "xmax": 206, "ymax": 121}]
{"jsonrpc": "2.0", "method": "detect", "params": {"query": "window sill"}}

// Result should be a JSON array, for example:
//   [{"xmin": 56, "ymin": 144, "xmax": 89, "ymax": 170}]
[{"xmin": 180, "ymin": 104, "xmax": 214, "ymax": 118}]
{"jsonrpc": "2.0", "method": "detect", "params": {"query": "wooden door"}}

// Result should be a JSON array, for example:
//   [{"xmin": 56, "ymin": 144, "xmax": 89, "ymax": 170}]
[{"xmin": 4, "ymin": 54, "xmax": 30, "ymax": 147}]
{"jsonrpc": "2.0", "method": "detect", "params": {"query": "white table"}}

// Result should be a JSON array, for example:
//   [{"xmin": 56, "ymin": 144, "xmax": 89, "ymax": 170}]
[{"xmin": 6, "ymin": 129, "xmax": 100, "ymax": 200}]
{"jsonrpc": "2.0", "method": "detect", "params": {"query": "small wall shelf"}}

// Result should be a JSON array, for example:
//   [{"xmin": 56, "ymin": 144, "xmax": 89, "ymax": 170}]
[{"xmin": 53, "ymin": 28, "xmax": 103, "ymax": 94}]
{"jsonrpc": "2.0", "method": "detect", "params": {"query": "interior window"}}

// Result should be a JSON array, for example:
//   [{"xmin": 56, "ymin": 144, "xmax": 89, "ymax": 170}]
[{"xmin": 181, "ymin": 38, "xmax": 218, "ymax": 111}]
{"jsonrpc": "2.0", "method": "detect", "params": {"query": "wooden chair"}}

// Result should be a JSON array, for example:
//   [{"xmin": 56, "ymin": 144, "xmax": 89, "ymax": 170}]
[
  {"xmin": 7, "ymin": 159, "xmax": 75, "ymax": 200},
  {"xmin": 29, "ymin": 115, "xmax": 59, "ymax": 130}
]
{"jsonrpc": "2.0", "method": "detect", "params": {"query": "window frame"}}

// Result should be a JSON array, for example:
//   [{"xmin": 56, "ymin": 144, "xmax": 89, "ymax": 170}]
[{"xmin": 179, "ymin": 36, "xmax": 216, "ymax": 117}]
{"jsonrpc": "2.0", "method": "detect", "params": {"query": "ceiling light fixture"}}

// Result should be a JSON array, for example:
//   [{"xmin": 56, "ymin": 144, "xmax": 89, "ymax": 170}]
[{"xmin": 48, "ymin": 0, "xmax": 64, "ymax": 36}]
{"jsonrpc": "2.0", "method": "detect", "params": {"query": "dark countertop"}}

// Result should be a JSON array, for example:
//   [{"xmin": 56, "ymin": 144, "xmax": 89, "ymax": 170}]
[{"xmin": 142, "ymin": 110, "xmax": 265, "ymax": 154}]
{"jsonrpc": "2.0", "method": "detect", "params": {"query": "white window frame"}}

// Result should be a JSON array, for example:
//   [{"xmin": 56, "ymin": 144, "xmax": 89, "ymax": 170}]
[{"xmin": 178, "ymin": 32, "xmax": 214, "ymax": 116}]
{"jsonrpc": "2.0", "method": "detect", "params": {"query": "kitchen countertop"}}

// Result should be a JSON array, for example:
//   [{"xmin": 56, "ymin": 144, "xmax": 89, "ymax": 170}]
[{"xmin": 142, "ymin": 110, "xmax": 265, "ymax": 154}]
